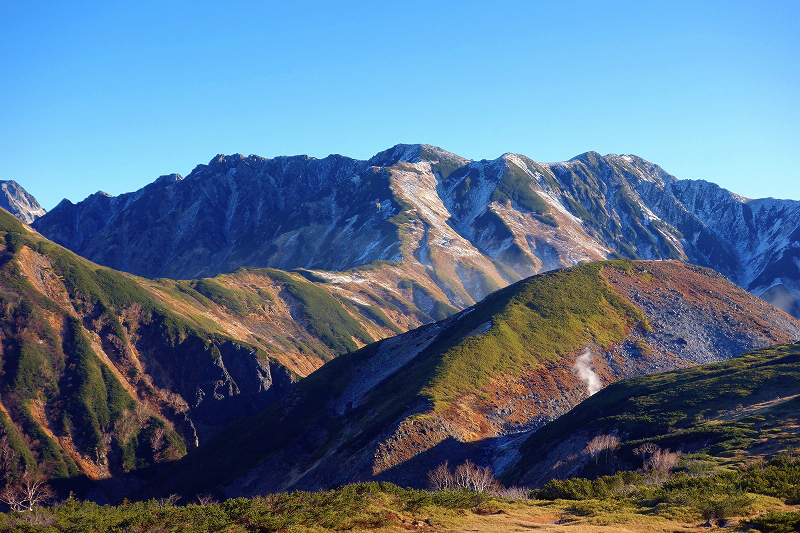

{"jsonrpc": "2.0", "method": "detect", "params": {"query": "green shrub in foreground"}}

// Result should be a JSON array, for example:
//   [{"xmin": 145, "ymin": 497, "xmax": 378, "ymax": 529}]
[
  {"xmin": 0, "ymin": 483, "xmax": 499, "ymax": 532},
  {"xmin": 739, "ymin": 456, "xmax": 800, "ymax": 504},
  {"xmin": 1, "ymin": 456, "xmax": 798, "ymax": 531},
  {"xmin": 535, "ymin": 471, "xmax": 645, "ymax": 500},
  {"xmin": 747, "ymin": 511, "xmax": 800, "ymax": 533},
  {"xmin": 748, "ymin": 511, "xmax": 800, "ymax": 533}
]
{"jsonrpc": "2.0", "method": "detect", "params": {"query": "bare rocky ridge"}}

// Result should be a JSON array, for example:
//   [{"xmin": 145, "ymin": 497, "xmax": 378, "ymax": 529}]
[{"xmin": 31, "ymin": 145, "xmax": 800, "ymax": 318}]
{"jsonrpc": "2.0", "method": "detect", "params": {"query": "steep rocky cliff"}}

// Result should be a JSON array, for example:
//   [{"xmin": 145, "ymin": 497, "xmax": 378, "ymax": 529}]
[{"xmin": 0, "ymin": 180, "xmax": 46, "ymax": 224}]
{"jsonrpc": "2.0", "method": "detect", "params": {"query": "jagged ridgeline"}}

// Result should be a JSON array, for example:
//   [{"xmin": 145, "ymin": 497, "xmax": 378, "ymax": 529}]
[
  {"xmin": 137, "ymin": 260, "xmax": 799, "ymax": 500},
  {"xmin": 0, "ymin": 208, "xmax": 417, "ymax": 489},
  {"xmin": 502, "ymin": 342, "xmax": 800, "ymax": 487},
  {"xmin": 32, "ymin": 144, "xmax": 800, "ymax": 318}
]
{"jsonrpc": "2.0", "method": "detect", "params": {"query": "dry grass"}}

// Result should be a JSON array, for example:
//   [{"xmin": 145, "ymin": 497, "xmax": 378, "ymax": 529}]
[{"xmin": 384, "ymin": 499, "xmax": 738, "ymax": 532}]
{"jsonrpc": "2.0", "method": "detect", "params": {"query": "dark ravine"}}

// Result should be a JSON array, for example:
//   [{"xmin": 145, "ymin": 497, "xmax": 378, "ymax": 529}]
[
  {"xmin": 135, "ymin": 260, "xmax": 800, "ymax": 500},
  {"xmin": 31, "ymin": 144, "xmax": 800, "ymax": 318}
]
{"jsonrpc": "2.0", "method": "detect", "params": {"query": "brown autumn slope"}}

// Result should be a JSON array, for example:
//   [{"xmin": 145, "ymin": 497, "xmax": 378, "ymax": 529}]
[{"xmin": 138, "ymin": 260, "xmax": 800, "ymax": 500}]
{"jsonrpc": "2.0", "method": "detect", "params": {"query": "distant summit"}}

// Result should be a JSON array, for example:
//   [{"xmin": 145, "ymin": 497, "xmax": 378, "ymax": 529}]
[
  {"xmin": 366, "ymin": 143, "xmax": 469, "ymax": 167},
  {"xmin": 0, "ymin": 180, "xmax": 46, "ymax": 223}
]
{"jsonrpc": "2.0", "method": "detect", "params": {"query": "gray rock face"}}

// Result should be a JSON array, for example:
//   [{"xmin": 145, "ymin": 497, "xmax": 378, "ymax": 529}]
[
  {"xmin": 35, "ymin": 154, "xmax": 399, "ymax": 279},
  {"xmin": 0, "ymin": 180, "xmax": 46, "ymax": 223},
  {"xmin": 32, "ymin": 145, "xmax": 800, "ymax": 317},
  {"xmin": 188, "ymin": 343, "xmax": 295, "ymax": 442}
]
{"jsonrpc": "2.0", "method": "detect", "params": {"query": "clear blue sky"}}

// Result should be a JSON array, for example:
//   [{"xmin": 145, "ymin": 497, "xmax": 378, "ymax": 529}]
[{"xmin": 2, "ymin": 1, "xmax": 798, "ymax": 210}]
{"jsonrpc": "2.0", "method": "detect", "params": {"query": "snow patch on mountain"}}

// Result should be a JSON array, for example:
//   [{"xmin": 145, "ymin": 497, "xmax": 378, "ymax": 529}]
[{"xmin": 224, "ymin": 168, "xmax": 239, "ymax": 234}]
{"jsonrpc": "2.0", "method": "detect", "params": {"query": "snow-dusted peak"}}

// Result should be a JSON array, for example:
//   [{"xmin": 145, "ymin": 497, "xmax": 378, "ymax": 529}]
[
  {"xmin": 368, "ymin": 144, "xmax": 425, "ymax": 166},
  {"xmin": 368, "ymin": 144, "xmax": 470, "ymax": 168},
  {"xmin": 619, "ymin": 154, "xmax": 677, "ymax": 184},
  {"xmin": 567, "ymin": 151, "xmax": 606, "ymax": 166},
  {"xmin": 417, "ymin": 144, "xmax": 470, "ymax": 165},
  {"xmin": 729, "ymin": 191, "xmax": 750, "ymax": 204},
  {"xmin": 747, "ymin": 196, "xmax": 800, "ymax": 210},
  {"xmin": 669, "ymin": 179, "xmax": 745, "ymax": 203},
  {"xmin": 499, "ymin": 152, "xmax": 530, "ymax": 163},
  {"xmin": 499, "ymin": 153, "xmax": 535, "ymax": 172},
  {"xmin": 210, "ymin": 153, "xmax": 248, "ymax": 166}
]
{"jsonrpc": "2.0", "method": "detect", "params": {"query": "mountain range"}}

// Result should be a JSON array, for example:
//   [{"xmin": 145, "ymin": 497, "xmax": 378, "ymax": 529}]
[
  {"xmin": 29, "ymin": 144, "xmax": 800, "ymax": 319},
  {"xmin": 1, "ymin": 145, "xmax": 799, "ymax": 502}
]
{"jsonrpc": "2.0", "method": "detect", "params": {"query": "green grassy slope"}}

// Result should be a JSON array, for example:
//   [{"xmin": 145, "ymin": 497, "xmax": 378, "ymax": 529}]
[
  {"xmin": 137, "ymin": 258, "xmax": 800, "ymax": 500},
  {"xmin": 503, "ymin": 342, "xmax": 800, "ymax": 486},
  {"xmin": 258, "ymin": 268, "xmax": 374, "ymax": 355},
  {"xmin": 156, "ymin": 267, "xmax": 378, "ymax": 361},
  {"xmin": 0, "ymin": 210, "xmax": 191, "ymax": 481},
  {"xmin": 419, "ymin": 260, "xmax": 648, "ymax": 410}
]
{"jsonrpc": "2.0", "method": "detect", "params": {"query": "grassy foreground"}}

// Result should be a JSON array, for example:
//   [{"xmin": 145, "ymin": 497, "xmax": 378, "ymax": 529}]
[{"xmin": 1, "ymin": 457, "xmax": 799, "ymax": 532}]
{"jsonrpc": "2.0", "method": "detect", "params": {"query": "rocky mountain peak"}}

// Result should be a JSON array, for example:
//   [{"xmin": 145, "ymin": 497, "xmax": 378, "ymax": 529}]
[
  {"xmin": 0, "ymin": 179, "xmax": 46, "ymax": 223},
  {"xmin": 367, "ymin": 143, "xmax": 425, "ymax": 166},
  {"xmin": 568, "ymin": 150, "xmax": 605, "ymax": 164},
  {"xmin": 155, "ymin": 173, "xmax": 184, "ymax": 185},
  {"xmin": 367, "ymin": 143, "xmax": 469, "ymax": 169}
]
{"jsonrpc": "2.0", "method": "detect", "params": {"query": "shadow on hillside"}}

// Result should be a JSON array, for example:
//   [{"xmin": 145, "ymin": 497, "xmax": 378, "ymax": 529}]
[
  {"xmin": 370, "ymin": 435, "xmax": 511, "ymax": 490},
  {"xmin": 48, "ymin": 460, "xmax": 178, "ymax": 505}
]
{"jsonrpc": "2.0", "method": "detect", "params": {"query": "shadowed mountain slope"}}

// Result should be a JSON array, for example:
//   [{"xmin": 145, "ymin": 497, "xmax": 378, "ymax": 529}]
[
  {"xmin": 33, "ymin": 145, "xmax": 800, "ymax": 318},
  {"xmin": 136, "ymin": 260, "xmax": 800, "ymax": 500}
]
